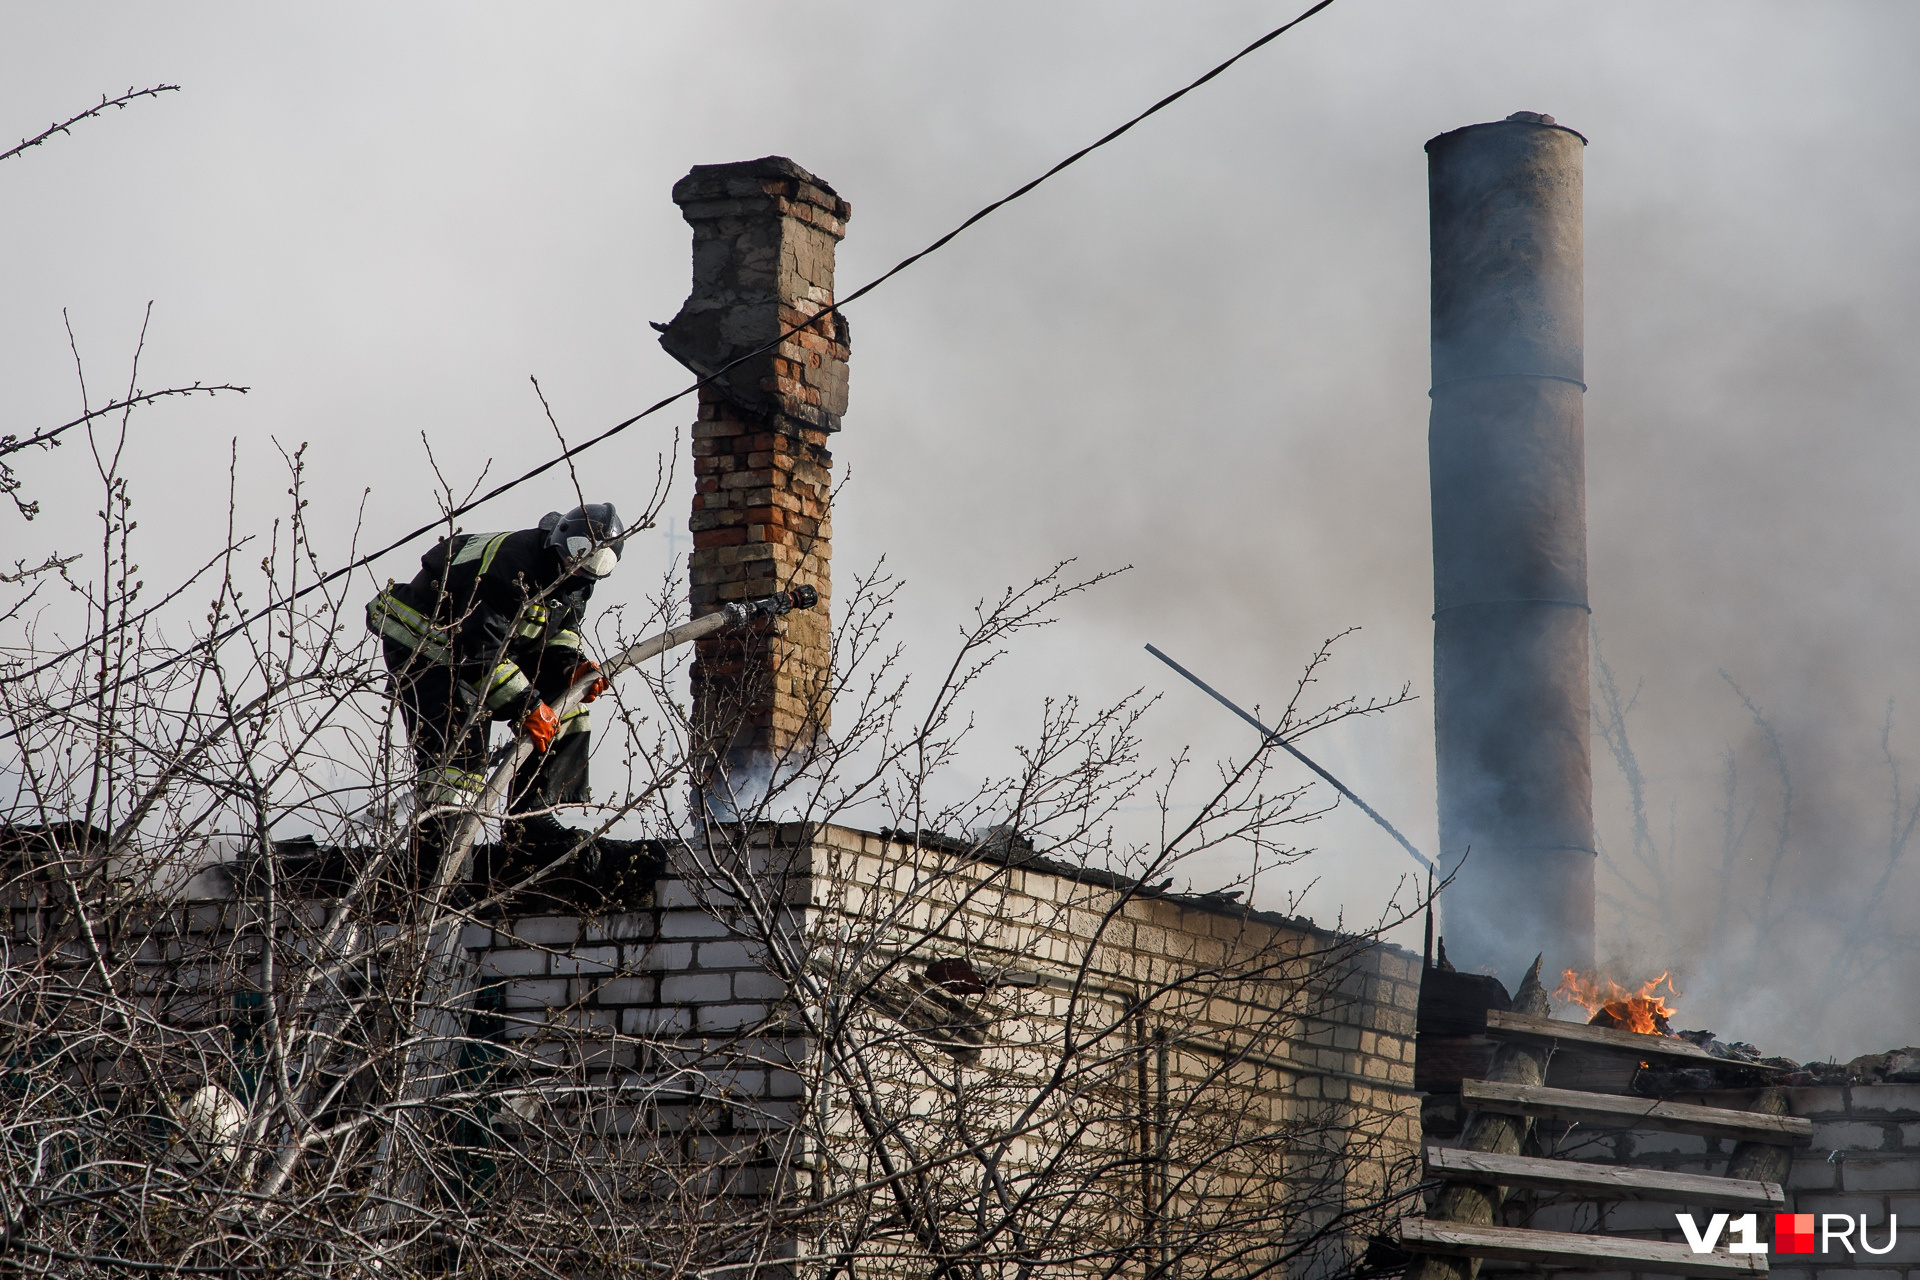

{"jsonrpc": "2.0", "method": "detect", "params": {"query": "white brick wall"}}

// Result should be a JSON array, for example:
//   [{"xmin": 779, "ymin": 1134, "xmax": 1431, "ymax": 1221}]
[{"xmin": 35, "ymin": 819, "xmax": 1421, "ymax": 1270}]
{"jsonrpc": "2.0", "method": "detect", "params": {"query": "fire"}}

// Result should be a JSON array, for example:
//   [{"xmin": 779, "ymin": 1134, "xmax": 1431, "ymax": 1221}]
[{"xmin": 1554, "ymin": 969, "xmax": 1680, "ymax": 1036}]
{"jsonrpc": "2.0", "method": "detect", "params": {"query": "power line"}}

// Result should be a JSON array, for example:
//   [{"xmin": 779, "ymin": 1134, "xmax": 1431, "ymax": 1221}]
[
  {"xmin": 6, "ymin": 0, "xmax": 1342, "ymax": 722},
  {"xmin": 802, "ymin": 0, "xmax": 1339, "ymax": 317}
]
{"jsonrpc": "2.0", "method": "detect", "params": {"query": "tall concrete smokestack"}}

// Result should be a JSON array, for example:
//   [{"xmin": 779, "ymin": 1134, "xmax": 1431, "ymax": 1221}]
[{"xmin": 1427, "ymin": 112, "xmax": 1593, "ymax": 983}]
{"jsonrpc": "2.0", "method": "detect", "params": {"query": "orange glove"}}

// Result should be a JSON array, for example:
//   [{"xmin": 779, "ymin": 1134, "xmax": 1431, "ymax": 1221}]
[
  {"xmin": 570, "ymin": 659, "xmax": 609, "ymax": 703},
  {"xmin": 522, "ymin": 702, "xmax": 560, "ymax": 753}
]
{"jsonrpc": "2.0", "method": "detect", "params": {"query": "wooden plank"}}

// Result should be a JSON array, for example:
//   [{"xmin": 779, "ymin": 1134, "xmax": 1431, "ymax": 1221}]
[
  {"xmin": 1397, "ymin": 1217, "xmax": 1769, "ymax": 1277},
  {"xmin": 1424, "ymin": 1145, "xmax": 1784, "ymax": 1209},
  {"xmin": 1483, "ymin": 1010, "xmax": 1743, "ymax": 1065},
  {"xmin": 1461, "ymin": 1079, "xmax": 1814, "ymax": 1146}
]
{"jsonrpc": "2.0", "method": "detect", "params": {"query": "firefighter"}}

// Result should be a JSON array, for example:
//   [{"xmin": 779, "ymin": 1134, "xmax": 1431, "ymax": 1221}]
[{"xmin": 368, "ymin": 503, "xmax": 624, "ymax": 878}]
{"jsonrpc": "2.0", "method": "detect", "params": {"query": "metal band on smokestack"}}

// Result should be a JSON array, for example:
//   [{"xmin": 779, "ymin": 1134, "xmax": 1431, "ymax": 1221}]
[{"xmin": 1428, "ymin": 112, "xmax": 1594, "ymax": 984}]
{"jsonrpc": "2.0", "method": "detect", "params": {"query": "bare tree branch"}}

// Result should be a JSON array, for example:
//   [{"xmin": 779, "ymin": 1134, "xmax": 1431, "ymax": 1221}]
[{"xmin": 0, "ymin": 85, "xmax": 180, "ymax": 166}]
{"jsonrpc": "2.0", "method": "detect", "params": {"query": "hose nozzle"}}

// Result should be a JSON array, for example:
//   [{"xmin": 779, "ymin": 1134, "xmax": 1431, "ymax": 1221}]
[{"xmin": 721, "ymin": 584, "xmax": 821, "ymax": 628}]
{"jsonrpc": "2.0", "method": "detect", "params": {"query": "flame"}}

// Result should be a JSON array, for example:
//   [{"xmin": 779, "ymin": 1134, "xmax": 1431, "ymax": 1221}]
[{"xmin": 1554, "ymin": 969, "xmax": 1680, "ymax": 1036}]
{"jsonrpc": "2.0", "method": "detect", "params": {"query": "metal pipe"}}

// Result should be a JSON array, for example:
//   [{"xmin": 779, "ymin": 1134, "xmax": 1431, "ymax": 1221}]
[
  {"xmin": 1144, "ymin": 644, "xmax": 1434, "ymax": 874},
  {"xmin": 1427, "ymin": 112, "xmax": 1594, "ymax": 984}
]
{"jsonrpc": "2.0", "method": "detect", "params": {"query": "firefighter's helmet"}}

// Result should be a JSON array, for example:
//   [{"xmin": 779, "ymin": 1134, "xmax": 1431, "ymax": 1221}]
[{"xmin": 541, "ymin": 503, "xmax": 626, "ymax": 579}]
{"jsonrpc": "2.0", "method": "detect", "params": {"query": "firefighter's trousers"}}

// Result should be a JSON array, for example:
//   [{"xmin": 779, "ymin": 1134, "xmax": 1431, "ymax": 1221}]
[{"xmin": 383, "ymin": 641, "xmax": 591, "ymax": 832}]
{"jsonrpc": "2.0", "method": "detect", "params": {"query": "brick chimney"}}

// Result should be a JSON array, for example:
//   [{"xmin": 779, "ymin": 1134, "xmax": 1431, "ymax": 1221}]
[{"xmin": 658, "ymin": 157, "xmax": 849, "ymax": 800}]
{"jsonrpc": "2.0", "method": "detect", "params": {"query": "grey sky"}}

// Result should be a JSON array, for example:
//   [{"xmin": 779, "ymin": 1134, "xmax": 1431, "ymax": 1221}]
[{"xmin": 5, "ymin": 2, "xmax": 1917, "ymax": 1059}]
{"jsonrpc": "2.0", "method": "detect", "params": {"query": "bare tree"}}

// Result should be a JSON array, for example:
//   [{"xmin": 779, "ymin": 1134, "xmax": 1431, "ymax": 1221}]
[
  {"xmin": 1589, "ymin": 635, "xmax": 1920, "ymax": 1048},
  {"xmin": 0, "ymin": 393, "xmax": 1429, "ymax": 1278},
  {"xmin": 0, "ymin": 91, "xmax": 1430, "ymax": 1280},
  {"xmin": 1590, "ymin": 642, "xmax": 1680, "ymax": 954}
]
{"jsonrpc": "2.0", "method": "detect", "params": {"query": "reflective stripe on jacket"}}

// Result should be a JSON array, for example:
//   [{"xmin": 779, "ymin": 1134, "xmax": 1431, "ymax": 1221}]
[
  {"xmin": 367, "ymin": 584, "xmax": 452, "ymax": 662},
  {"xmin": 451, "ymin": 531, "xmax": 512, "ymax": 575},
  {"xmin": 480, "ymin": 661, "xmax": 533, "ymax": 713},
  {"xmin": 415, "ymin": 765, "xmax": 485, "ymax": 808}
]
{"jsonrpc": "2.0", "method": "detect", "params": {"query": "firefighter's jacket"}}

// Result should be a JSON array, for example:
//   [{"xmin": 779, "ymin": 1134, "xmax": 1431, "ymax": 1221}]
[{"xmin": 367, "ymin": 529, "xmax": 593, "ymax": 718}]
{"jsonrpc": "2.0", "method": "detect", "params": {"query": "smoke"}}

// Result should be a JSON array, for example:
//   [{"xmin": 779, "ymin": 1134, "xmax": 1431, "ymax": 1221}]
[{"xmin": 2, "ymin": 2, "xmax": 1916, "ymax": 1059}]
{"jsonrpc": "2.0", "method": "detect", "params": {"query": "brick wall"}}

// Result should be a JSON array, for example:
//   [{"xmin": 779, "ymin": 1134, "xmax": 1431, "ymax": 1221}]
[
  {"xmin": 1774, "ymin": 1086, "xmax": 1920, "ymax": 1278},
  {"xmin": 75, "ymin": 823, "xmax": 1424, "ymax": 1272},
  {"xmin": 448, "ymin": 822, "xmax": 1425, "ymax": 1269},
  {"xmin": 800, "ymin": 825, "xmax": 1426, "ymax": 1267}
]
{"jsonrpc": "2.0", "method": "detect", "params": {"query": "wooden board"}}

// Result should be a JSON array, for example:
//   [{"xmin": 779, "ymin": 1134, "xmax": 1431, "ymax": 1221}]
[
  {"xmin": 1461, "ymin": 1079, "xmax": 1813, "ymax": 1146},
  {"xmin": 1424, "ymin": 1145, "xmax": 1784, "ymax": 1209},
  {"xmin": 1397, "ymin": 1217, "xmax": 1769, "ymax": 1276},
  {"xmin": 1483, "ymin": 1011, "xmax": 1743, "ymax": 1065}
]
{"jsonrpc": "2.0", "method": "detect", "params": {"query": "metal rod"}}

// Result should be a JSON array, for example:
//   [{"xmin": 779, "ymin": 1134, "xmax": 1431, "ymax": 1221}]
[{"xmin": 1145, "ymin": 643, "xmax": 1435, "ymax": 875}]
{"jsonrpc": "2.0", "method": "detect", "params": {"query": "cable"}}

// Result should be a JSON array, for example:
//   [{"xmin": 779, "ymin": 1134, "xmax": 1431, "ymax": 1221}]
[
  {"xmin": 811, "ymin": 0, "xmax": 1339, "ymax": 316},
  {"xmin": 5, "ymin": 0, "xmax": 1342, "ymax": 724}
]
